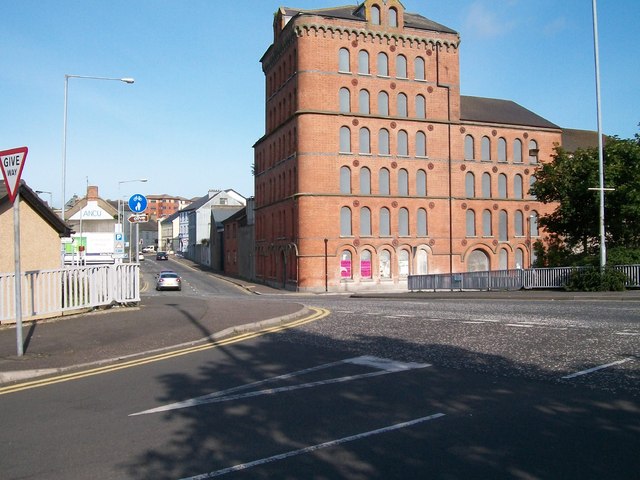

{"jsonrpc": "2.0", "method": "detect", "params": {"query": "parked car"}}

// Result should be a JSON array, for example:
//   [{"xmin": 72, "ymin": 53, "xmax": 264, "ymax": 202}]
[
  {"xmin": 138, "ymin": 253, "xmax": 145, "ymax": 261},
  {"xmin": 142, "ymin": 246, "xmax": 155, "ymax": 253},
  {"xmin": 155, "ymin": 271, "xmax": 181, "ymax": 291},
  {"xmin": 156, "ymin": 251, "xmax": 168, "ymax": 261}
]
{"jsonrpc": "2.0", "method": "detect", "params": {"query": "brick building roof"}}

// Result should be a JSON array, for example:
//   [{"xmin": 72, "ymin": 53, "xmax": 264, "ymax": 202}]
[
  {"xmin": 281, "ymin": 5, "xmax": 457, "ymax": 34},
  {"xmin": 461, "ymin": 95, "xmax": 560, "ymax": 130}
]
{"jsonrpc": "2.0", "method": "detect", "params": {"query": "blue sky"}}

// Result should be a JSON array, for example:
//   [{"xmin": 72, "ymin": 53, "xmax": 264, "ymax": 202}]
[{"xmin": 2, "ymin": 0, "xmax": 638, "ymax": 208}]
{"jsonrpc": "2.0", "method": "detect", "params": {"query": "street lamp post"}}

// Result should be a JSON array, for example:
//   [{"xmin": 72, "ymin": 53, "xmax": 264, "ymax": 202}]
[
  {"xmin": 35, "ymin": 190, "xmax": 53, "ymax": 208},
  {"xmin": 61, "ymin": 74, "xmax": 135, "ymax": 222}
]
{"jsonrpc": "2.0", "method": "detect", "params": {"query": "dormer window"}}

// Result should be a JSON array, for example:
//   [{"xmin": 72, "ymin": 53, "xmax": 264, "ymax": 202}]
[{"xmin": 371, "ymin": 5, "xmax": 381, "ymax": 25}]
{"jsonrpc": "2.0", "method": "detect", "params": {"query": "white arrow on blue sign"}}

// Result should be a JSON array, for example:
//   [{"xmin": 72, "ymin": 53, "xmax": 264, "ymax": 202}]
[{"xmin": 128, "ymin": 194, "xmax": 148, "ymax": 213}]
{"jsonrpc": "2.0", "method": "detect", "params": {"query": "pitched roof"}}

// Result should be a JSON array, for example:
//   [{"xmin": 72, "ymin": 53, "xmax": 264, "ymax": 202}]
[
  {"xmin": 1, "ymin": 180, "xmax": 71, "ymax": 236},
  {"xmin": 281, "ymin": 5, "xmax": 457, "ymax": 34},
  {"xmin": 460, "ymin": 95, "xmax": 560, "ymax": 130},
  {"xmin": 561, "ymin": 128, "xmax": 607, "ymax": 152}
]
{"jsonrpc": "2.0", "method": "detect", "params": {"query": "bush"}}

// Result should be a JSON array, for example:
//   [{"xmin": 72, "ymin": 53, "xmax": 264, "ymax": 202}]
[{"xmin": 565, "ymin": 267, "xmax": 629, "ymax": 292}]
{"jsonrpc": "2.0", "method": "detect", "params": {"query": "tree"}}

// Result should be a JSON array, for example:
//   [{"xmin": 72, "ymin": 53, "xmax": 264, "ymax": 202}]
[{"xmin": 531, "ymin": 132, "xmax": 640, "ymax": 264}]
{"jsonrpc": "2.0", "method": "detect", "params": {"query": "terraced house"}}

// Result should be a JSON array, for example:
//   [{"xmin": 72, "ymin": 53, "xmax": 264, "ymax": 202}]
[{"xmin": 253, "ymin": 0, "xmax": 560, "ymax": 292}]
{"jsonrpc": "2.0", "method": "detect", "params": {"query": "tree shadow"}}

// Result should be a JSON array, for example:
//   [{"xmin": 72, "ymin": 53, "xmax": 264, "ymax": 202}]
[{"xmin": 120, "ymin": 328, "xmax": 640, "ymax": 479}]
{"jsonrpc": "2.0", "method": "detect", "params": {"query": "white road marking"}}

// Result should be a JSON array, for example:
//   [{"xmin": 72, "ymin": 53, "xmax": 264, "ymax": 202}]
[
  {"xmin": 561, "ymin": 357, "xmax": 635, "ymax": 379},
  {"xmin": 131, "ymin": 356, "xmax": 430, "ymax": 416},
  {"xmin": 505, "ymin": 323, "xmax": 534, "ymax": 328},
  {"xmin": 615, "ymin": 332, "xmax": 639, "ymax": 336},
  {"xmin": 179, "ymin": 413, "xmax": 446, "ymax": 479},
  {"xmin": 462, "ymin": 321, "xmax": 485, "ymax": 324}
]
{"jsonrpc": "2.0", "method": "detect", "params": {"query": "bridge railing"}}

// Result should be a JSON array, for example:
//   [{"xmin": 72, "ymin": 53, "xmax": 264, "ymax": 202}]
[
  {"xmin": 408, "ymin": 265, "xmax": 640, "ymax": 292},
  {"xmin": 0, "ymin": 264, "xmax": 140, "ymax": 324}
]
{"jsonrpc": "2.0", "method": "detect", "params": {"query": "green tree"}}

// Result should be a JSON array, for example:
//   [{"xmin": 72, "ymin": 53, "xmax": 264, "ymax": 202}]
[{"xmin": 531, "ymin": 132, "xmax": 640, "ymax": 263}]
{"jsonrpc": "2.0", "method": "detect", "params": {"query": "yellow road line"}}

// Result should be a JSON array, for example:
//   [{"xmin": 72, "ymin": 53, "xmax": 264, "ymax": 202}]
[{"xmin": 0, "ymin": 307, "xmax": 330, "ymax": 396}]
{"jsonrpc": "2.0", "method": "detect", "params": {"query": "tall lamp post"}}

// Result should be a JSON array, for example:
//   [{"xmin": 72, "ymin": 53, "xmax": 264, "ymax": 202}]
[
  {"xmin": 61, "ymin": 74, "xmax": 135, "ymax": 221},
  {"xmin": 35, "ymin": 190, "xmax": 53, "ymax": 208}
]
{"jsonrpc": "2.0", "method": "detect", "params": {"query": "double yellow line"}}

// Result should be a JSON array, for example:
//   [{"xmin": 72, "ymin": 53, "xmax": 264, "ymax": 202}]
[{"xmin": 0, "ymin": 307, "xmax": 330, "ymax": 396}]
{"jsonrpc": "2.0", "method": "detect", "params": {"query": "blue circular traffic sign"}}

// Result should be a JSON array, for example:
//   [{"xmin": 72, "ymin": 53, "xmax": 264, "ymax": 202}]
[{"xmin": 128, "ymin": 194, "xmax": 148, "ymax": 213}]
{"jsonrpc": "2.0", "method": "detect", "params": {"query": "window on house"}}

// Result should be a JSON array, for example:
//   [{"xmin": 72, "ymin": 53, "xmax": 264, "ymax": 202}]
[
  {"xmin": 398, "ymin": 249, "xmax": 409, "ymax": 276},
  {"xmin": 379, "ymin": 168, "xmax": 390, "ymax": 195},
  {"xmin": 513, "ymin": 138, "xmax": 523, "ymax": 163},
  {"xmin": 380, "ymin": 207, "xmax": 391, "ymax": 236},
  {"xmin": 416, "ymin": 249, "xmax": 428, "ymax": 274},
  {"xmin": 378, "ymin": 128, "xmax": 390, "ymax": 155},
  {"xmin": 414, "ymin": 57, "xmax": 425, "ymax": 80},
  {"xmin": 340, "ymin": 166, "xmax": 351, "ymax": 194},
  {"xmin": 339, "ymin": 48, "xmax": 350, "ymax": 72},
  {"xmin": 416, "ymin": 131, "xmax": 427, "ymax": 157},
  {"xmin": 377, "ymin": 52, "xmax": 388, "ymax": 76},
  {"xmin": 340, "ymin": 207, "xmax": 352, "ymax": 236},
  {"xmin": 530, "ymin": 211, "xmax": 539, "ymax": 236},
  {"xmin": 378, "ymin": 91, "xmax": 389, "ymax": 115},
  {"xmin": 340, "ymin": 250, "xmax": 352, "ymax": 278},
  {"xmin": 514, "ymin": 174, "xmax": 523, "ymax": 199},
  {"xmin": 466, "ymin": 209, "xmax": 476, "ymax": 236},
  {"xmin": 514, "ymin": 210, "xmax": 524, "ymax": 236},
  {"xmin": 358, "ymin": 89, "xmax": 370, "ymax": 114},
  {"xmin": 358, "ymin": 50, "xmax": 370, "ymax": 74},
  {"xmin": 465, "ymin": 135, "xmax": 475, "ymax": 160},
  {"xmin": 529, "ymin": 140, "xmax": 539, "ymax": 164},
  {"xmin": 515, "ymin": 248, "xmax": 524, "ymax": 269},
  {"xmin": 371, "ymin": 5, "xmax": 381, "ymax": 25},
  {"xmin": 340, "ymin": 126, "xmax": 351, "ymax": 153},
  {"xmin": 359, "ymin": 127, "xmax": 371, "ymax": 154},
  {"xmin": 398, "ymin": 168, "xmax": 409, "ymax": 195},
  {"xmin": 499, "ymin": 249, "xmax": 508, "ymax": 270},
  {"xmin": 361, "ymin": 249, "xmax": 372, "ymax": 278},
  {"xmin": 399, "ymin": 208, "xmax": 409, "ymax": 236},
  {"xmin": 379, "ymin": 249, "xmax": 391, "ymax": 278},
  {"xmin": 482, "ymin": 172, "xmax": 492, "ymax": 198},
  {"xmin": 416, "ymin": 169, "xmax": 427, "ymax": 196},
  {"xmin": 396, "ymin": 55, "xmax": 407, "ymax": 78},
  {"xmin": 397, "ymin": 93, "xmax": 408, "ymax": 117},
  {"xmin": 498, "ymin": 174, "xmax": 507, "ymax": 198},
  {"xmin": 415, "ymin": 95, "xmax": 426, "ymax": 119},
  {"xmin": 482, "ymin": 209, "xmax": 492, "ymax": 236},
  {"xmin": 481, "ymin": 136, "xmax": 491, "ymax": 161},
  {"xmin": 498, "ymin": 138, "xmax": 507, "ymax": 162},
  {"xmin": 389, "ymin": 7, "xmax": 398, "ymax": 27},
  {"xmin": 398, "ymin": 130, "xmax": 409, "ymax": 156},
  {"xmin": 360, "ymin": 207, "xmax": 372, "ymax": 236},
  {"xmin": 529, "ymin": 176, "xmax": 537, "ymax": 199},
  {"xmin": 415, "ymin": 207, "xmax": 429, "ymax": 238},
  {"xmin": 499, "ymin": 210, "xmax": 508, "ymax": 241},
  {"xmin": 339, "ymin": 87, "xmax": 350, "ymax": 113},
  {"xmin": 465, "ymin": 171, "xmax": 475, "ymax": 197},
  {"xmin": 360, "ymin": 167, "xmax": 371, "ymax": 194}
]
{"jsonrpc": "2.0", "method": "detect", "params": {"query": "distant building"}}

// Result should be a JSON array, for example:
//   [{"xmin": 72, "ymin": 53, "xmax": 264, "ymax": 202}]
[
  {"xmin": 64, "ymin": 185, "xmax": 119, "ymax": 264},
  {"xmin": 147, "ymin": 194, "xmax": 192, "ymax": 220},
  {"xmin": 222, "ymin": 197, "xmax": 255, "ymax": 280},
  {"xmin": 178, "ymin": 189, "xmax": 245, "ymax": 267},
  {"xmin": 253, "ymin": 1, "xmax": 564, "ymax": 292},
  {"xmin": 1, "ymin": 180, "xmax": 71, "ymax": 273}
]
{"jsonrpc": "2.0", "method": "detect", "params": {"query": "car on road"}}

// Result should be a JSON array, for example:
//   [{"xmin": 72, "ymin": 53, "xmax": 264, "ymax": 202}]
[
  {"xmin": 156, "ymin": 251, "xmax": 168, "ymax": 261},
  {"xmin": 155, "ymin": 271, "xmax": 181, "ymax": 291},
  {"xmin": 142, "ymin": 246, "xmax": 155, "ymax": 253},
  {"xmin": 138, "ymin": 253, "xmax": 145, "ymax": 261}
]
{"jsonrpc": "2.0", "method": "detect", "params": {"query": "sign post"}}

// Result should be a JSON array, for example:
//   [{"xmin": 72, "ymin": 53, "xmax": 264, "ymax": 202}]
[
  {"xmin": 1, "ymin": 147, "xmax": 29, "ymax": 356},
  {"xmin": 128, "ymin": 194, "xmax": 147, "ymax": 264}
]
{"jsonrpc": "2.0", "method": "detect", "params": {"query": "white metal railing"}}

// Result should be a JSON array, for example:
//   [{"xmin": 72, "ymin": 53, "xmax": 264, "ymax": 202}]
[
  {"xmin": 0, "ymin": 264, "xmax": 140, "ymax": 324},
  {"xmin": 408, "ymin": 265, "xmax": 640, "ymax": 291}
]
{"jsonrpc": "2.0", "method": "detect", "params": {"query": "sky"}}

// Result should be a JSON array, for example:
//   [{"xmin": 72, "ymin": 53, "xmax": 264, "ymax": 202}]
[{"xmin": 2, "ymin": 0, "xmax": 638, "ymax": 209}]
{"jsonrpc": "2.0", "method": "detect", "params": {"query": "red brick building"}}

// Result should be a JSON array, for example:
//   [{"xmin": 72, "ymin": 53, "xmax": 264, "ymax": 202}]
[
  {"xmin": 147, "ymin": 194, "xmax": 192, "ymax": 220},
  {"xmin": 254, "ymin": 0, "xmax": 559, "ymax": 292}
]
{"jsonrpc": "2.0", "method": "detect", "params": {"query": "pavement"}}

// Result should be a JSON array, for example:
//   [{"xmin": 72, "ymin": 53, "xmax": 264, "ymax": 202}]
[{"xmin": 1, "ymin": 257, "xmax": 639, "ymax": 386}]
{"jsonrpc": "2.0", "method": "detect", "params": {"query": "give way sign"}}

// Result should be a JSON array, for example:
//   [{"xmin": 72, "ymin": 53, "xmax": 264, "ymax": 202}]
[{"xmin": 0, "ymin": 147, "xmax": 28, "ymax": 203}]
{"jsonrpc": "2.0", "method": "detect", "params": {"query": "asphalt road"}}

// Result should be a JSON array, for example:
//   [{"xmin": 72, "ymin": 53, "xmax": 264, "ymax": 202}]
[{"xmin": 0, "ymin": 264, "xmax": 638, "ymax": 479}]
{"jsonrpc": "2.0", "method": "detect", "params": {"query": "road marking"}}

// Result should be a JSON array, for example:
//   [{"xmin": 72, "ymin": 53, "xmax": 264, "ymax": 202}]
[
  {"xmin": 130, "ymin": 356, "xmax": 430, "ymax": 416},
  {"xmin": 0, "ymin": 308, "xmax": 330, "ymax": 396},
  {"xmin": 505, "ymin": 323, "xmax": 534, "ymax": 328},
  {"xmin": 561, "ymin": 357, "xmax": 635, "ymax": 379},
  {"xmin": 615, "ymin": 332, "xmax": 639, "ymax": 336},
  {"xmin": 462, "ymin": 321, "xmax": 485, "ymax": 324},
  {"xmin": 179, "ymin": 413, "xmax": 446, "ymax": 479}
]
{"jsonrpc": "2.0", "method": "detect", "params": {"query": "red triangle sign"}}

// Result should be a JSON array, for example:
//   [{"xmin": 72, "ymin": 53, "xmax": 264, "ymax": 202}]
[{"xmin": 0, "ymin": 147, "xmax": 28, "ymax": 204}]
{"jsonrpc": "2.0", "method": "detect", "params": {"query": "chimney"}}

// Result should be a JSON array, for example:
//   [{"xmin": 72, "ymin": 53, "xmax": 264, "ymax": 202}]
[{"xmin": 87, "ymin": 185, "xmax": 99, "ymax": 200}]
